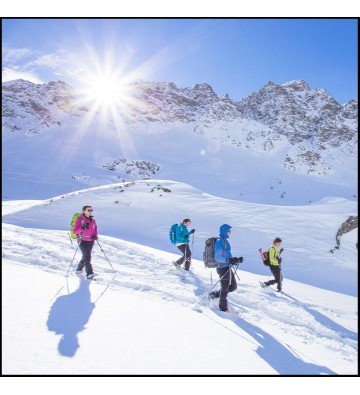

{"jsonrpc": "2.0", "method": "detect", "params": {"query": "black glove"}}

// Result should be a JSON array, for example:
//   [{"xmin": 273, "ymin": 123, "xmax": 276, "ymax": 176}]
[
  {"xmin": 277, "ymin": 257, "xmax": 282, "ymax": 264},
  {"xmin": 229, "ymin": 257, "xmax": 241, "ymax": 265},
  {"xmin": 190, "ymin": 229, "xmax": 195, "ymax": 234},
  {"xmin": 238, "ymin": 257, "xmax": 244, "ymax": 263},
  {"xmin": 81, "ymin": 223, "xmax": 89, "ymax": 230},
  {"xmin": 184, "ymin": 234, "xmax": 189, "ymax": 239},
  {"xmin": 92, "ymin": 235, "xmax": 98, "ymax": 240}
]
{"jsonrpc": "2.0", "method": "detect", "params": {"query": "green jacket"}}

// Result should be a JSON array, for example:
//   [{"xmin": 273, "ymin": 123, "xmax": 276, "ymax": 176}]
[{"xmin": 269, "ymin": 245, "xmax": 281, "ymax": 266}]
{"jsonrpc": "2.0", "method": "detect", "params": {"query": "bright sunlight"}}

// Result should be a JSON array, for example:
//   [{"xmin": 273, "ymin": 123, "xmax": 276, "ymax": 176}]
[{"xmin": 80, "ymin": 69, "xmax": 133, "ymax": 114}]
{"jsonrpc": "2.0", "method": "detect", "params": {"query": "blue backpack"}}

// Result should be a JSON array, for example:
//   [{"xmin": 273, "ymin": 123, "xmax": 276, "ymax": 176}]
[{"xmin": 169, "ymin": 224, "xmax": 178, "ymax": 244}]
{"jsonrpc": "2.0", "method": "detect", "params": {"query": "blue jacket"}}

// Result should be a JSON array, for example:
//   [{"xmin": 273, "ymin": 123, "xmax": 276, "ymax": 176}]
[
  {"xmin": 214, "ymin": 224, "xmax": 233, "ymax": 268},
  {"xmin": 175, "ymin": 223, "xmax": 191, "ymax": 245}
]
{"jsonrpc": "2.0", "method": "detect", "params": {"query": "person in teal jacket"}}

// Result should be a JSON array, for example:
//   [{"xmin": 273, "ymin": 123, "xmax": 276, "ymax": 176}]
[
  {"xmin": 209, "ymin": 224, "xmax": 243, "ymax": 312},
  {"xmin": 260, "ymin": 237, "xmax": 283, "ymax": 292},
  {"xmin": 172, "ymin": 218, "xmax": 195, "ymax": 271}
]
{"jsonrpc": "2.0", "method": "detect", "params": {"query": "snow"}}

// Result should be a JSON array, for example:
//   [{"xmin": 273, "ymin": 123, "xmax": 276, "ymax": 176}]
[
  {"xmin": 2, "ymin": 79, "xmax": 358, "ymax": 204},
  {"xmin": 2, "ymin": 78, "xmax": 358, "ymax": 380},
  {"xmin": 2, "ymin": 185, "xmax": 358, "ymax": 377}
]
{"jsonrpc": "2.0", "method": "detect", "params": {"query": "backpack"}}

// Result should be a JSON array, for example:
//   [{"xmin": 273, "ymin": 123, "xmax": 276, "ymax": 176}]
[
  {"xmin": 259, "ymin": 247, "xmax": 275, "ymax": 266},
  {"xmin": 70, "ymin": 213, "xmax": 82, "ymax": 239},
  {"xmin": 169, "ymin": 223, "xmax": 178, "ymax": 244},
  {"xmin": 203, "ymin": 237, "xmax": 225, "ymax": 268},
  {"xmin": 262, "ymin": 250, "xmax": 271, "ymax": 266}
]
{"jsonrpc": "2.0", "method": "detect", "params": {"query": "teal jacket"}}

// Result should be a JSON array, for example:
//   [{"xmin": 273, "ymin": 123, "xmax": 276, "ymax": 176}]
[{"xmin": 175, "ymin": 223, "xmax": 191, "ymax": 245}]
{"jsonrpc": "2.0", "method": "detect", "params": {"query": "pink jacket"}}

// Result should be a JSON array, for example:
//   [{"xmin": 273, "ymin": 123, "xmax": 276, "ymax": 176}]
[{"xmin": 73, "ymin": 214, "xmax": 98, "ymax": 242}]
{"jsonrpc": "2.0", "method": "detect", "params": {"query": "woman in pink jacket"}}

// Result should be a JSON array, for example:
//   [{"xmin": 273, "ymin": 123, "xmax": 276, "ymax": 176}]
[{"xmin": 73, "ymin": 205, "xmax": 98, "ymax": 279}]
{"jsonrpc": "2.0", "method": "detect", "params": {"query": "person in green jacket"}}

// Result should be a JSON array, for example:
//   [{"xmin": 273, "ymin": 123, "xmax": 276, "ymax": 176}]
[
  {"xmin": 172, "ymin": 218, "xmax": 195, "ymax": 271},
  {"xmin": 260, "ymin": 237, "xmax": 283, "ymax": 292}
]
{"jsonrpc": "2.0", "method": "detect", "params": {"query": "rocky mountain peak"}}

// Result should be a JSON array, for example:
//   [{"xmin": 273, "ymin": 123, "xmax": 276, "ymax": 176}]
[{"xmin": 282, "ymin": 80, "xmax": 310, "ymax": 92}]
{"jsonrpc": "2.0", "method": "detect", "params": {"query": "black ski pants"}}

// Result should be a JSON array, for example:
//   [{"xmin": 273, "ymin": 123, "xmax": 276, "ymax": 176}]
[
  {"xmin": 77, "ymin": 241, "xmax": 94, "ymax": 276},
  {"xmin": 176, "ymin": 244, "xmax": 191, "ymax": 270},
  {"xmin": 215, "ymin": 266, "xmax": 237, "ymax": 311},
  {"xmin": 265, "ymin": 265, "xmax": 283, "ymax": 291}
]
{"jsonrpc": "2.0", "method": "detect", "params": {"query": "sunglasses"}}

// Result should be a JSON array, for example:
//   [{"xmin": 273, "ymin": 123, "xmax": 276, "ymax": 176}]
[{"xmin": 86, "ymin": 209, "xmax": 93, "ymax": 212}]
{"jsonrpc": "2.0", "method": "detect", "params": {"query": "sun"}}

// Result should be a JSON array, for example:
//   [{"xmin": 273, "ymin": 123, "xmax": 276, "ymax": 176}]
[{"xmin": 80, "ymin": 69, "xmax": 131, "ymax": 111}]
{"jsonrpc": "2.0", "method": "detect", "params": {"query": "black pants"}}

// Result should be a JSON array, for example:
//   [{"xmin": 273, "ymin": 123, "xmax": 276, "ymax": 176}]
[
  {"xmin": 213, "ymin": 267, "xmax": 237, "ymax": 311},
  {"xmin": 77, "ymin": 241, "xmax": 94, "ymax": 276},
  {"xmin": 176, "ymin": 244, "xmax": 191, "ymax": 270},
  {"xmin": 265, "ymin": 265, "xmax": 283, "ymax": 291}
]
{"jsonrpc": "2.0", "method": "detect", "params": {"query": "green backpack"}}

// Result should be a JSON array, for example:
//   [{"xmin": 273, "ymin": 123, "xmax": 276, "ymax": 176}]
[{"xmin": 70, "ymin": 213, "xmax": 82, "ymax": 239}]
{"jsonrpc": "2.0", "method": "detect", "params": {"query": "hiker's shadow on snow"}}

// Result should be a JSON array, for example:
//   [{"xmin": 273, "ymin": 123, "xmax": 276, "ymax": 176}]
[
  {"xmin": 284, "ymin": 294, "xmax": 358, "ymax": 342},
  {"xmin": 47, "ymin": 278, "xmax": 95, "ymax": 357},
  {"xmin": 231, "ymin": 315, "xmax": 336, "ymax": 375}
]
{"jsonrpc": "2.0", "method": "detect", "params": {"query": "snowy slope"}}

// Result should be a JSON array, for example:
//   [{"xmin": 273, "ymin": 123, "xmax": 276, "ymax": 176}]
[
  {"xmin": 2, "ymin": 181, "xmax": 357, "ymax": 296},
  {"xmin": 2, "ymin": 184, "xmax": 358, "ymax": 375},
  {"xmin": 2, "ymin": 219, "xmax": 357, "ymax": 375}
]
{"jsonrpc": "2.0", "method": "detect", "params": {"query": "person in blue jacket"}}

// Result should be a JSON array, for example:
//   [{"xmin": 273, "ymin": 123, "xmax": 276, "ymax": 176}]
[
  {"xmin": 209, "ymin": 224, "xmax": 243, "ymax": 312},
  {"xmin": 172, "ymin": 218, "xmax": 195, "ymax": 271}
]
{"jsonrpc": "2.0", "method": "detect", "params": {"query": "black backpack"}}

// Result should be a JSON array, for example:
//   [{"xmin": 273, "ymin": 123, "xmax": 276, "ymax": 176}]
[
  {"xmin": 259, "ymin": 246, "xmax": 278, "ymax": 266},
  {"xmin": 203, "ymin": 237, "xmax": 227, "ymax": 268},
  {"xmin": 262, "ymin": 250, "xmax": 271, "ymax": 266}
]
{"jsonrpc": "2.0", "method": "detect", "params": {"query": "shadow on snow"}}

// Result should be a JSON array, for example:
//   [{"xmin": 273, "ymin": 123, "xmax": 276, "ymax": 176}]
[{"xmin": 47, "ymin": 277, "xmax": 95, "ymax": 357}]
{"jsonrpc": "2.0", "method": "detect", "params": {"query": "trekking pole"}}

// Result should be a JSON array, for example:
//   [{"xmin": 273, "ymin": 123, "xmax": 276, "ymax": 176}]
[
  {"xmin": 96, "ymin": 239, "xmax": 115, "ymax": 273},
  {"xmin": 66, "ymin": 242, "xmax": 80, "ymax": 276},
  {"xmin": 200, "ymin": 267, "xmax": 231, "ymax": 303},
  {"xmin": 232, "ymin": 263, "xmax": 241, "ymax": 282}
]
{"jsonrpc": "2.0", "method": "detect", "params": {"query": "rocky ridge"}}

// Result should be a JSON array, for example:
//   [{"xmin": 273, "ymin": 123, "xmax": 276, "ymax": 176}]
[{"xmin": 2, "ymin": 78, "xmax": 358, "ymax": 176}]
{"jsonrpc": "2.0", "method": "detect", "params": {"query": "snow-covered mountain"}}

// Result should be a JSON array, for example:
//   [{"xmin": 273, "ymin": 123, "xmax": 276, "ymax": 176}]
[
  {"xmin": 236, "ymin": 80, "xmax": 358, "ymax": 175},
  {"xmin": 2, "ymin": 78, "xmax": 358, "ymax": 376},
  {"xmin": 2, "ymin": 78, "xmax": 358, "ymax": 203}
]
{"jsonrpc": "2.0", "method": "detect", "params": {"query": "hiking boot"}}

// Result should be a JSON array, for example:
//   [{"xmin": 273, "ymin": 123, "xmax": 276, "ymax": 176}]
[
  {"xmin": 172, "ymin": 261, "xmax": 181, "ymax": 270},
  {"xmin": 86, "ymin": 273, "xmax": 95, "ymax": 280},
  {"xmin": 208, "ymin": 291, "xmax": 219, "ymax": 300}
]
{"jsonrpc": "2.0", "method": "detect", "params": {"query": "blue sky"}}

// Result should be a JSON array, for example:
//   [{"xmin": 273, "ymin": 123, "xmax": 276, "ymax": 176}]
[{"xmin": 2, "ymin": 18, "xmax": 358, "ymax": 104}]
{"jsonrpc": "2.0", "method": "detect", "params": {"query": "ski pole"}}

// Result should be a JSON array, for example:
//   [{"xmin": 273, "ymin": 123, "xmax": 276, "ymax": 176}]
[
  {"xmin": 66, "ymin": 241, "xmax": 80, "ymax": 276},
  {"xmin": 96, "ymin": 239, "xmax": 115, "ymax": 272}
]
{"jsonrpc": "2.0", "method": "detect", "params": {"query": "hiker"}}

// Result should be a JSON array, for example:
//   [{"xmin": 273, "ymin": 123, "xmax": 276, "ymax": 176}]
[
  {"xmin": 172, "ymin": 218, "xmax": 195, "ymax": 271},
  {"xmin": 209, "ymin": 224, "xmax": 243, "ymax": 312},
  {"xmin": 73, "ymin": 205, "xmax": 98, "ymax": 279},
  {"xmin": 260, "ymin": 237, "xmax": 283, "ymax": 292}
]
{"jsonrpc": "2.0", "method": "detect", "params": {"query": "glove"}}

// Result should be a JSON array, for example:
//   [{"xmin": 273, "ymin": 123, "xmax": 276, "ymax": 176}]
[
  {"xmin": 190, "ymin": 229, "xmax": 195, "ymax": 234},
  {"xmin": 92, "ymin": 235, "xmax": 98, "ymax": 240},
  {"xmin": 238, "ymin": 257, "xmax": 244, "ymax": 263},
  {"xmin": 277, "ymin": 257, "xmax": 282, "ymax": 264},
  {"xmin": 81, "ymin": 223, "xmax": 89, "ymax": 230},
  {"xmin": 229, "ymin": 257, "xmax": 241, "ymax": 265},
  {"xmin": 184, "ymin": 234, "xmax": 189, "ymax": 239}
]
